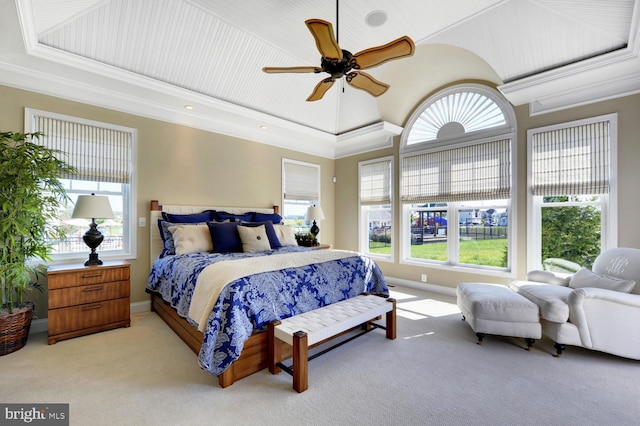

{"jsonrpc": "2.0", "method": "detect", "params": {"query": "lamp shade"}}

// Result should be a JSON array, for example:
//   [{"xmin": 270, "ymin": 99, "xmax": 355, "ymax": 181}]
[
  {"xmin": 306, "ymin": 205, "xmax": 325, "ymax": 222},
  {"xmin": 72, "ymin": 195, "xmax": 115, "ymax": 220}
]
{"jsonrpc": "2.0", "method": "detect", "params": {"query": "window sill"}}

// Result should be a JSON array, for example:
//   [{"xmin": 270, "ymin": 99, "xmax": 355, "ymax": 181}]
[{"xmin": 400, "ymin": 258, "xmax": 516, "ymax": 279}]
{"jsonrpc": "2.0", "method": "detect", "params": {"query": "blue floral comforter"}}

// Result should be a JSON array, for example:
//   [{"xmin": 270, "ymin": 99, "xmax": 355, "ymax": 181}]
[{"xmin": 146, "ymin": 246, "xmax": 388, "ymax": 376}]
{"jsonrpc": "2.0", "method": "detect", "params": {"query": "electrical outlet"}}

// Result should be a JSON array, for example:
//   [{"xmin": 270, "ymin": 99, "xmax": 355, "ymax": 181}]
[
  {"xmin": 421, "ymin": 274, "xmax": 427, "ymax": 283},
  {"xmin": 138, "ymin": 217, "xmax": 146, "ymax": 227}
]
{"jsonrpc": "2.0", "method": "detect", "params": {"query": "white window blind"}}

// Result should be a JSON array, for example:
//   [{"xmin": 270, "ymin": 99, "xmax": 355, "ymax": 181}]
[
  {"xmin": 531, "ymin": 120, "xmax": 609, "ymax": 196},
  {"xmin": 32, "ymin": 114, "xmax": 132, "ymax": 183},
  {"xmin": 283, "ymin": 161, "xmax": 319, "ymax": 200},
  {"xmin": 401, "ymin": 139, "xmax": 511, "ymax": 203},
  {"xmin": 360, "ymin": 158, "xmax": 392, "ymax": 205}
]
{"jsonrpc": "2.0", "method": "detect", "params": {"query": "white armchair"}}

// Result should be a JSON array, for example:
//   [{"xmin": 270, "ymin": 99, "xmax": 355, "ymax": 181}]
[{"xmin": 510, "ymin": 247, "xmax": 640, "ymax": 358}]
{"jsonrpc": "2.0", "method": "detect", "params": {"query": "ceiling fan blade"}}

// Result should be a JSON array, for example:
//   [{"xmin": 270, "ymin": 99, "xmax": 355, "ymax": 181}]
[
  {"xmin": 346, "ymin": 71, "xmax": 390, "ymax": 97},
  {"xmin": 305, "ymin": 19, "xmax": 343, "ymax": 61},
  {"xmin": 307, "ymin": 78, "xmax": 335, "ymax": 102},
  {"xmin": 262, "ymin": 66, "xmax": 322, "ymax": 74},
  {"xmin": 352, "ymin": 36, "xmax": 415, "ymax": 70}
]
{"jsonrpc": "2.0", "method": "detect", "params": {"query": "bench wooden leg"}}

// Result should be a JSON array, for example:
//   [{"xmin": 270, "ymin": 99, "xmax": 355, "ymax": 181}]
[
  {"xmin": 386, "ymin": 298, "xmax": 396, "ymax": 340},
  {"xmin": 268, "ymin": 321, "xmax": 281, "ymax": 375},
  {"xmin": 292, "ymin": 331, "xmax": 308, "ymax": 393}
]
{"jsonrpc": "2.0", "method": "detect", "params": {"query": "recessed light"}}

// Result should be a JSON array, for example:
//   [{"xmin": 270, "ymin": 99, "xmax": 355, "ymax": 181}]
[
  {"xmin": 184, "ymin": 105, "xmax": 194, "ymax": 110},
  {"xmin": 365, "ymin": 10, "xmax": 387, "ymax": 27},
  {"xmin": 260, "ymin": 125, "xmax": 268, "ymax": 130}
]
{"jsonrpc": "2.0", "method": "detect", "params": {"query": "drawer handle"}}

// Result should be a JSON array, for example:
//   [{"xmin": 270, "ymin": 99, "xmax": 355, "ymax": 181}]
[
  {"xmin": 82, "ymin": 285, "xmax": 104, "ymax": 292},
  {"xmin": 82, "ymin": 272, "xmax": 103, "ymax": 278},
  {"xmin": 81, "ymin": 304, "xmax": 103, "ymax": 311}
]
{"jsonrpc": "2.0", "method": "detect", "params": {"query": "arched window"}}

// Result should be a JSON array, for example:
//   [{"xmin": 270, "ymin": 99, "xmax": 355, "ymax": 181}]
[{"xmin": 399, "ymin": 84, "xmax": 516, "ymax": 273}]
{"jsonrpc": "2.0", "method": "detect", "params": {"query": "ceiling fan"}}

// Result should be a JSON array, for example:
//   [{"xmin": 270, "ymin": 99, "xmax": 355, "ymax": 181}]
[{"xmin": 262, "ymin": 18, "xmax": 415, "ymax": 101}]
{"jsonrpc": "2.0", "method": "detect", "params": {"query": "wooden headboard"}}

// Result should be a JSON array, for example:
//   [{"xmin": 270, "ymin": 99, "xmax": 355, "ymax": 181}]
[{"xmin": 149, "ymin": 200, "xmax": 279, "ymax": 264}]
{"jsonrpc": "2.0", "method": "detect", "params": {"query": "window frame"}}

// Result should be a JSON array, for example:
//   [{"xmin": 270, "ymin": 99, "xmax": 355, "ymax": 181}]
[
  {"xmin": 526, "ymin": 113, "xmax": 618, "ymax": 271},
  {"xmin": 24, "ymin": 108, "xmax": 137, "ymax": 263},
  {"xmin": 399, "ymin": 84, "xmax": 517, "ymax": 277},
  {"xmin": 358, "ymin": 156, "xmax": 394, "ymax": 262}
]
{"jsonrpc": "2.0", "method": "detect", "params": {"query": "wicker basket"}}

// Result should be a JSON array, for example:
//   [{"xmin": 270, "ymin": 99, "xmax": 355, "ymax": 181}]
[{"xmin": 0, "ymin": 302, "xmax": 34, "ymax": 356}]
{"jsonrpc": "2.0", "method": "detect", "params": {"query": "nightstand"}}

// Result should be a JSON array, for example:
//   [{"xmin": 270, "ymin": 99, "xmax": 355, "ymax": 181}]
[
  {"xmin": 310, "ymin": 244, "xmax": 332, "ymax": 250},
  {"xmin": 47, "ymin": 261, "xmax": 130, "ymax": 344}
]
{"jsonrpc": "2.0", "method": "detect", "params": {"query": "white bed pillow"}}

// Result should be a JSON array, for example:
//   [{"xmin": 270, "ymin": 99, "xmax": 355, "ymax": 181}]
[
  {"xmin": 168, "ymin": 224, "xmax": 213, "ymax": 255},
  {"xmin": 273, "ymin": 224, "xmax": 298, "ymax": 246},
  {"xmin": 569, "ymin": 267, "xmax": 636, "ymax": 293},
  {"xmin": 238, "ymin": 224, "xmax": 272, "ymax": 253}
]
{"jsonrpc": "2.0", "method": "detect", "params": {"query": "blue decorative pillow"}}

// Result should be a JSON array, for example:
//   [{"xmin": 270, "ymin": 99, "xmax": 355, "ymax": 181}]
[
  {"xmin": 207, "ymin": 221, "xmax": 242, "ymax": 253},
  {"xmin": 162, "ymin": 211, "xmax": 213, "ymax": 223},
  {"xmin": 214, "ymin": 211, "xmax": 253, "ymax": 222},
  {"xmin": 253, "ymin": 212, "xmax": 283, "ymax": 224},
  {"xmin": 157, "ymin": 219, "xmax": 172, "ymax": 256},
  {"xmin": 241, "ymin": 221, "xmax": 282, "ymax": 249}
]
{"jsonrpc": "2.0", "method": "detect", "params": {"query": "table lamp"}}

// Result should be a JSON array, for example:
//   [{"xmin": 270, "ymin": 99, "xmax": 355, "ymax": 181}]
[
  {"xmin": 306, "ymin": 205, "xmax": 325, "ymax": 246},
  {"xmin": 72, "ymin": 193, "xmax": 114, "ymax": 266}
]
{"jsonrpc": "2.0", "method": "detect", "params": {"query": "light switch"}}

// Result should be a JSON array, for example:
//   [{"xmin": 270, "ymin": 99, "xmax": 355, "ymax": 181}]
[{"xmin": 138, "ymin": 217, "xmax": 146, "ymax": 227}]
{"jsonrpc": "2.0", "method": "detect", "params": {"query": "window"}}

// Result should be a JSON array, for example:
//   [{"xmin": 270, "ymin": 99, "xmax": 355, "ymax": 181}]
[
  {"xmin": 359, "ymin": 157, "xmax": 393, "ymax": 261},
  {"xmin": 25, "ymin": 108, "xmax": 136, "ymax": 262},
  {"xmin": 400, "ymin": 84, "xmax": 516, "ymax": 273},
  {"xmin": 282, "ymin": 159, "xmax": 321, "ymax": 234},
  {"xmin": 527, "ymin": 114, "xmax": 617, "ymax": 270}
]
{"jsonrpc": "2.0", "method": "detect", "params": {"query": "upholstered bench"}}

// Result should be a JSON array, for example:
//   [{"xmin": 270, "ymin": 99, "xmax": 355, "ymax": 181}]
[
  {"xmin": 456, "ymin": 282, "xmax": 541, "ymax": 350},
  {"xmin": 268, "ymin": 294, "xmax": 396, "ymax": 392}
]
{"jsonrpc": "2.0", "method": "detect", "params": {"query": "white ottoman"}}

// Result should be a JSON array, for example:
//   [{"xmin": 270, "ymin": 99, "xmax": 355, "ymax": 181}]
[{"xmin": 456, "ymin": 282, "xmax": 541, "ymax": 350}]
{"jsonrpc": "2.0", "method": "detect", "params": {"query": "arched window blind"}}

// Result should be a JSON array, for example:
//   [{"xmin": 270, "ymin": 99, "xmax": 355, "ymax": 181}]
[
  {"xmin": 530, "ymin": 120, "xmax": 610, "ymax": 196},
  {"xmin": 401, "ymin": 138, "xmax": 511, "ymax": 203},
  {"xmin": 406, "ymin": 89, "xmax": 507, "ymax": 145},
  {"xmin": 32, "ymin": 114, "xmax": 132, "ymax": 183},
  {"xmin": 360, "ymin": 158, "xmax": 392, "ymax": 205},
  {"xmin": 283, "ymin": 161, "xmax": 319, "ymax": 200}
]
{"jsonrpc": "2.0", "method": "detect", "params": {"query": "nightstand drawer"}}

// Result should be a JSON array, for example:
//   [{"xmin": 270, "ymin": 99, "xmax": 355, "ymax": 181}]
[
  {"xmin": 48, "ymin": 280, "xmax": 129, "ymax": 309},
  {"xmin": 48, "ymin": 266, "xmax": 130, "ymax": 290},
  {"xmin": 48, "ymin": 298, "xmax": 130, "ymax": 336}
]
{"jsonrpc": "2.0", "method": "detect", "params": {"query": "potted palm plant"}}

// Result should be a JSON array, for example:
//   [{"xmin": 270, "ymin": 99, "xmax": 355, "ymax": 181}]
[{"xmin": 0, "ymin": 131, "xmax": 75, "ymax": 355}]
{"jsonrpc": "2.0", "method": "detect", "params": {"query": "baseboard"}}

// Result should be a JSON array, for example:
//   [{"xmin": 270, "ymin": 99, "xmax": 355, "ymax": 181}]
[
  {"xmin": 30, "ymin": 318, "xmax": 48, "ymax": 335},
  {"xmin": 30, "ymin": 300, "xmax": 152, "ymax": 335},
  {"xmin": 385, "ymin": 276, "xmax": 457, "ymax": 297},
  {"xmin": 131, "ymin": 300, "xmax": 151, "ymax": 314}
]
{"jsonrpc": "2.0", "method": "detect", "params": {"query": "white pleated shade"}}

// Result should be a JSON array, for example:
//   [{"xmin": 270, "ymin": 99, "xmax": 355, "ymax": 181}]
[{"xmin": 72, "ymin": 195, "xmax": 114, "ymax": 219}]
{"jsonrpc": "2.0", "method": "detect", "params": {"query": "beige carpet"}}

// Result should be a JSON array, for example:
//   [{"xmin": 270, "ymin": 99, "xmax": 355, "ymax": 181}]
[{"xmin": 1, "ymin": 285, "xmax": 638, "ymax": 426}]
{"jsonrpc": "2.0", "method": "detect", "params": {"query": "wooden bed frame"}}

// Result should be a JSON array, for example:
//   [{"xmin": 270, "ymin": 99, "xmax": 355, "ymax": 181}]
[{"xmin": 148, "ymin": 200, "xmax": 292, "ymax": 387}]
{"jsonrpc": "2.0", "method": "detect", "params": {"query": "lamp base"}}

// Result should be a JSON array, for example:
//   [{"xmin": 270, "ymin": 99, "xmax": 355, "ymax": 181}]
[
  {"xmin": 83, "ymin": 221, "xmax": 105, "ymax": 266},
  {"xmin": 84, "ymin": 251, "xmax": 103, "ymax": 266},
  {"xmin": 310, "ymin": 220, "xmax": 320, "ymax": 246}
]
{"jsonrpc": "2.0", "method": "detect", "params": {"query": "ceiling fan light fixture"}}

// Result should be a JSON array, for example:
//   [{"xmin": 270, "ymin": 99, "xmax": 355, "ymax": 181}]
[{"xmin": 365, "ymin": 10, "xmax": 388, "ymax": 27}]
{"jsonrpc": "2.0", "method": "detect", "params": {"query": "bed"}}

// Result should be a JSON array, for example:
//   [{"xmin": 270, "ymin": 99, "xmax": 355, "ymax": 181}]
[{"xmin": 146, "ymin": 200, "xmax": 389, "ymax": 387}]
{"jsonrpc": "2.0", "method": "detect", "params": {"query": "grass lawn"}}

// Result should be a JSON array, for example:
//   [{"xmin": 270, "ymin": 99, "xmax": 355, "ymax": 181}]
[{"xmin": 369, "ymin": 238, "xmax": 507, "ymax": 267}]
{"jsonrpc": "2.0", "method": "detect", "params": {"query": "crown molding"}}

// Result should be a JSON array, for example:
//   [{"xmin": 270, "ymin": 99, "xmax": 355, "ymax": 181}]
[
  {"xmin": 335, "ymin": 121, "xmax": 402, "ymax": 159},
  {"xmin": 499, "ymin": 46, "xmax": 640, "ymax": 115},
  {"xmin": 1, "ymin": 59, "xmax": 402, "ymax": 160},
  {"xmin": 2, "ymin": 40, "xmax": 400, "ymax": 160},
  {"xmin": 499, "ymin": 2, "xmax": 640, "ymax": 115}
]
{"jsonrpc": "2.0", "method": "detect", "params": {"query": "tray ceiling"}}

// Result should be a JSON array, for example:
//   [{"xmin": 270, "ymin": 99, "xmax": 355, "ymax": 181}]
[{"xmin": 1, "ymin": 0, "xmax": 638, "ymax": 158}]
